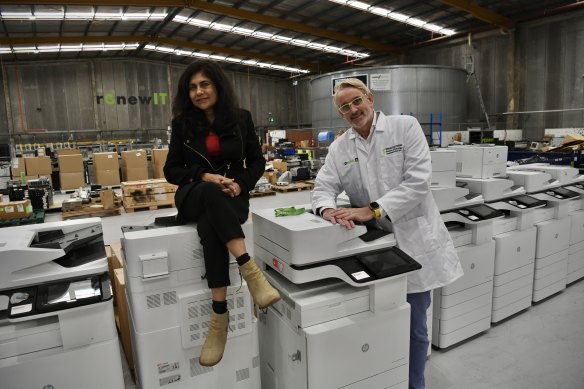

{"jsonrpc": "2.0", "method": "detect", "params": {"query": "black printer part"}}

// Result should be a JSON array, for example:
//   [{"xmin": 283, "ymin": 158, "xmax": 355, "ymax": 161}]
[{"xmin": 0, "ymin": 272, "xmax": 112, "ymax": 320}]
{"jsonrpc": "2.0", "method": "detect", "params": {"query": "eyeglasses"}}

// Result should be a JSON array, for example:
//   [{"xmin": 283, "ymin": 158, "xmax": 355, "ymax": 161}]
[{"xmin": 337, "ymin": 95, "xmax": 367, "ymax": 114}]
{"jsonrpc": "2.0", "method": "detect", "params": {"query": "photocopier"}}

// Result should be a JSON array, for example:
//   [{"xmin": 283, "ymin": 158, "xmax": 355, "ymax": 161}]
[
  {"xmin": 0, "ymin": 218, "xmax": 124, "ymax": 389},
  {"xmin": 252, "ymin": 206, "xmax": 421, "ymax": 389},
  {"xmin": 508, "ymin": 163, "xmax": 584, "ymax": 286},
  {"xmin": 431, "ymin": 146, "xmax": 505, "ymax": 348},
  {"xmin": 506, "ymin": 165, "xmax": 580, "ymax": 301},
  {"xmin": 121, "ymin": 220, "xmax": 260, "ymax": 389},
  {"xmin": 453, "ymin": 156, "xmax": 548, "ymax": 323}
]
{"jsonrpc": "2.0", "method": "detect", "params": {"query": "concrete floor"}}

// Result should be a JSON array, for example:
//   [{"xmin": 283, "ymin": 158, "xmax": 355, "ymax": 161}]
[{"xmin": 47, "ymin": 190, "xmax": 584, "ymax": 389}]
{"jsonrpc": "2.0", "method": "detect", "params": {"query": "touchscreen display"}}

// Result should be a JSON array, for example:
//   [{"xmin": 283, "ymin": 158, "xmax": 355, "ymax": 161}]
[
  {"xmin": 553, "ymin": 187, "xmax": 578, "ymax": 198},
  {"xmin": 512, "ymin": 195, "xmax": 541, "ymax": 206},
  {"xmin": 468, "ymin": 204, "xmax": 497, "ymax": 218}
]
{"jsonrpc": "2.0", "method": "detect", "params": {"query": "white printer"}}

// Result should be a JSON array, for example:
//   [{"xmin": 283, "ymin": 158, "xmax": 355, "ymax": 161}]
[
  {"xmin": 121, "ymin": 221, "xmax": 260, "ymax": 389},
  {"xmin": 432, "ymin": 203, "xmax": 504, "ymax": 348},
  {"xmin": 0, "ymin": 218, "xmax": 124, "ymax": 389},
  {"xmin": 507, "ymin": 172, "xmax": 580, "ymax": 302},
  {"xmin": 449, "ymin": 144, "xmax": 508, "ymax": 179},
  {"xmin": 252, "ymin": 207, "xmax": 421, "ymax": 389},
  {"xmin": 460, "ymin": 175, "xmax": 548, "ymax": 322},
  {"xmin": 564, "ymin": 183, "xmax": 584, "ymax": 284}
]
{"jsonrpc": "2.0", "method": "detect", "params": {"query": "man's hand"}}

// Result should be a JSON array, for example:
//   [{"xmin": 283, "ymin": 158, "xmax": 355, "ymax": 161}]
[{"xmin": 322, "ymin": 207, "xmax": 375, "ymax": 229}]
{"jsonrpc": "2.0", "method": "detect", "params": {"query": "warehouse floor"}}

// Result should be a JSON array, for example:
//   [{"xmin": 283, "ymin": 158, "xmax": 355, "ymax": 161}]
[{"xmin": 46, "ymin": 190, "xmax": 584, "ymax": 389}]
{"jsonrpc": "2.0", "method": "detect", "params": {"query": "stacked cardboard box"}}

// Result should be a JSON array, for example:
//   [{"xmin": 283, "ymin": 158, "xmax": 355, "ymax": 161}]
[
  {"xmin": 151, "ymin": 148, "xmax": 169, "ymax": 179},
  {"xmin": 55, "ymin": 148, "xmax": 81, "ymax": 156},
  {"xmin": 121, "ymin": 178, "xmax": 177, "ymax": 209},
  {"xmin": 58, "ymin": 154, "xmax": 85, "ymax": 190},
  {"xmin": 0, "ymin": 199, "xmax": 33, "ymax": 220},
  {"xmin": 121, "ymin": 150, "xmax": 148, "ymax": 181},
  {"xmin": 11, "ymin": 157, "xmax": 26, "ymax": 181},
  {"xmin": 25, "ymin": 156, "xmax": 52, "ymax": 183},
  {"xmin": 93, "ymin": 152, "xmax": 121, "ymax": 186}
]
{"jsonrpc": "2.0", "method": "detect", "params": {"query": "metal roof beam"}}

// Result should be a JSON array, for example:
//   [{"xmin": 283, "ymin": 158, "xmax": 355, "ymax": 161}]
[
  {"xmin": 438, "ymin": 0, "xmax": 514, "ymax": 31},
  {"xmin": 0, "ymin": 35, "xmax": 330, "ymax": 73},
  {"xmin": 0, "ymin": 0, "xmax": 402, "ymax": 54}
]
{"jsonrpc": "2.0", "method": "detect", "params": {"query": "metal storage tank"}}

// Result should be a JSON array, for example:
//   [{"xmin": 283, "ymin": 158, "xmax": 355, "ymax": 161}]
[{"xmin": 311, "ymin": 65, "xmax": 468, "ymax": 132}]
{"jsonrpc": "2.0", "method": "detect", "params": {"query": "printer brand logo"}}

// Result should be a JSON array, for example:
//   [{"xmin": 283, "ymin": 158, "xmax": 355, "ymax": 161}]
[
  {"xmin": 96, "ymin": 92, "xmax": 169, "ymax": 105},
  {"xmin": 43, "ymin": 385, "xmax": 55, "ymax": 389}
]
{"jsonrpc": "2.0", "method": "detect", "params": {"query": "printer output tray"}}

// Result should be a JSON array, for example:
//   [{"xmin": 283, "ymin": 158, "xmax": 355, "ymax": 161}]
[{"xmin": 290, "ymin": 246, "xmax": 421, "ymax": 284}]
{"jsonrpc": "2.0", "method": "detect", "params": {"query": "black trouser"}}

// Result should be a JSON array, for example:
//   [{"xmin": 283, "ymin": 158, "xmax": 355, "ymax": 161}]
[{"xmin": 180, "ymin": 182, "xmax": 250, "ymax": 288}]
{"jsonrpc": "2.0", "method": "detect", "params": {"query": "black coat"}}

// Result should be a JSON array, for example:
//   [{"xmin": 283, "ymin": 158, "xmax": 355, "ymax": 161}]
[{"xmin": 164, "ymin": 109, "xmax": 265, "ymax": 218}]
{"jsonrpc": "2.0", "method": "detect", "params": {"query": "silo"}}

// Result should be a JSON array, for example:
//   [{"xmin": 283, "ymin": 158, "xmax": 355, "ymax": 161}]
[{"xmin": 311, "ymin": 65, "xmax": 468, "ymax": 132}]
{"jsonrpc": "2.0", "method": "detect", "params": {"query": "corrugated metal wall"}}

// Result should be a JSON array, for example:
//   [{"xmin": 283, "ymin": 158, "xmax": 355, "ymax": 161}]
[
  {"xmin": 0, "ymin": 58, "xmax": 305, "ymax": 142},
  {"xmin": 0, "ymin": 10, "xmax": 582, "ymax": 142},
  {"xmin": 411, "ymin": 9, "xmax": 584, "ymax": 139}
]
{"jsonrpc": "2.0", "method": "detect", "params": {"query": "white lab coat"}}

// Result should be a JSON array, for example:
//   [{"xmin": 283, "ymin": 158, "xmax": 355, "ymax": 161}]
[{"xmin": 312, "ymin": 112, "xmax": 463, "ymax": 293}]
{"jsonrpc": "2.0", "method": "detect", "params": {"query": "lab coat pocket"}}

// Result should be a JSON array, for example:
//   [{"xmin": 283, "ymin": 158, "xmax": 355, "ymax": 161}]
[
  {"xmin": 379, "ymin": 153, "xmax": 403, "ymax": 191},
  {"xmin": 393, "ymin": 215, "xmax": 440, "ymax": 257},
  {"xmin": 338, "ymin": 161, "xmax": 361, "ymax": 194}
]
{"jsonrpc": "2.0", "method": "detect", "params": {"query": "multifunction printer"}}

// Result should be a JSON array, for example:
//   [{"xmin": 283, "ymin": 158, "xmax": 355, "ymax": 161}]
[
  {"xmin": 0, "ymin": 218, "xmax": 124, "ymax": 389},
  {"xmin": 252, "ymin": 207, "xmax": 421, "ymax": 389},
  {"xmin": 121, "ymin": 221, "xmax": 260, "ymax": 389}
]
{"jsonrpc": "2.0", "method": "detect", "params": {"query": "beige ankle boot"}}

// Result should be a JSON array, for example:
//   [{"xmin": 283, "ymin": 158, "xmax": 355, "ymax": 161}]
[
  {"xmin": 199, "ymin": 311, "xmax": 228, "ymax": 367},
  {"xmin": 239, "ymin": 259, "xmax": 281, "ymax": 308}
]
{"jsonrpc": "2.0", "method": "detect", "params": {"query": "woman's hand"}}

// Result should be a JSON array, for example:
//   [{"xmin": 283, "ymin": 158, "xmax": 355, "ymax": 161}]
[{"xmin": 201, "ymin": 173, "xmax": 241, "ymax": 197}]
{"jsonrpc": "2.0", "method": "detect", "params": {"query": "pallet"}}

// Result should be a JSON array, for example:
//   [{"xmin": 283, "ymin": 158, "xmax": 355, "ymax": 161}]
[
  {"xmin": 61, "ymin": 205, "xmax": 122, "ymax": 220},
  {"xmin": 273, "ymin": 182, "xmax": 314, "ymax": 192},
  {"xmin": 123, "ymin": 202, "xmax": 175, "ymax": 213},
  {"xmin": 0, "ymin": 209, "xmax": 45, "ymax": 228},
  {"xmin": 250, "ymin": 189, "xmax": 277, "ymax": 198}
]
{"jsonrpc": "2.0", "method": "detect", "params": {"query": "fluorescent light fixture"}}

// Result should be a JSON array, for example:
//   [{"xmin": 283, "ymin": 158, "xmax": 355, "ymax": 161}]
[
  {"xmin": 388, "ymin": 12, "xmax": 408, "ymax": 22},
  {"xmin": 369, "ymin": 7, "xmax": 390, "ymax": 17},
  {"xmin": 174, "ymin": 16, "xmax": 369, "ymax": 59},
  {"xmin": 0, "ymin": 8, "xmax": 168, "ymax": 21},
  {"xmin": 329, "ymin": 0, "xmax": 456, "ymax": 36},
  {"xmin": 3, "ymin": 43, "xmax": 140, "ymax": 54},
  {"xmin": 141, "ymin": 45, "xmax": 309, "ymax": 74},
  {"xmin": 348, "ymin": 1, "xmax": 370, "ymax": 11}
]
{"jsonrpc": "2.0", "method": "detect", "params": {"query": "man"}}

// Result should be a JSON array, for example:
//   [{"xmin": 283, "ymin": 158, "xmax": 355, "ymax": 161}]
[{"xmin": 312, "ymin": 78, "xmax": 463, "ymax": 389}]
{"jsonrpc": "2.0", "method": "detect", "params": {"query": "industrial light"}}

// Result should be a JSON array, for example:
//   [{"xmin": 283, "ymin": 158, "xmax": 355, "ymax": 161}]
[
  {"xmin": 328, "ymin": 0, "xmax": 456, "ymax": 36},
  {"xmin": 142, "ymin": 44, "xmax": 310, "ymax": 75},
  {"xmin": 2, "ymin": 43, "xmax": 139, "ymax": 54},
  {"xmin": 173, "ymin": 15, "xmax": 370, "ymax": 59},
  {"xmin": 0, "ymin": 8, "xmax": 167, "ymax": 21}
]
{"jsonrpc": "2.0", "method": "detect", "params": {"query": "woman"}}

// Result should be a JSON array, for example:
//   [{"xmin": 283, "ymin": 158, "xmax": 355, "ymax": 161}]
[{"xmin": 164, "ymin": 59, "xmax": 280, "ymax": 367}]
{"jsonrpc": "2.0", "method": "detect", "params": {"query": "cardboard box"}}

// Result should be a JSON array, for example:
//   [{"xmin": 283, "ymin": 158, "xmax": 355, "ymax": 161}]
[
  {"xmin": 0, "ymin": 199, "xmax": 33, "ymax": 220},
  {"xmin": 24, "ymin": 156, "xmax": 52, "ymax": 175},
  {"xmin": 11, "ymin": 157, "xmax": 26, "ymax": 178},
  {"xmin": 272, "ymin": 160, "xmax": 288, "ymax": 172},
  {"xmin": 60, "ymin": 172, "xmax": 86, "ymax": 190},
  {"xmin": 55, "ymin": 148, "xmax": 81, "ymax": 156},
  {"xmin": 95, "ymin": 169, "xmax": 121, "ymax": 186},
  {"xmin": 113, "ymin": 267, "xmax": 134, "ymax": 372},
  {"xmin": 263, "ymin": 171, "xmax": 277, "ymax": 185},
  {"xmin": 58, "ymin": 154, "xmax": 84, "ymax": 173},
  {"xmin": 151, "ymin": 148, "xmax": 169, "ymax": 166},
  {"xmin": 100, "ymin": 189, "xmax": 115, "ymax": 210},
  {"xmin": 121, "ymin": 150, "xmax": 148, "ymax": 181},
  {"xmin": 151, "ymin": 149, "xmax": 169, "ymax": 179},
  {"xmin": 93, "ymin": 152, "xmax": 119, "ymax": 171}
]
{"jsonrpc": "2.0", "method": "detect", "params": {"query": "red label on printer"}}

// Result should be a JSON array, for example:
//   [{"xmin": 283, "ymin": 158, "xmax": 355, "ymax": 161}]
[{"xmin": 272, "ymin": 258, "xmax": 285, "ymax": 273}]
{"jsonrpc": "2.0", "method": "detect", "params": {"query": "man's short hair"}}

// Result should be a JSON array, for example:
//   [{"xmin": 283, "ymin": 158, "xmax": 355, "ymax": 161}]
[{"xmin": 333, "ymin": 78, "xmax": 371, "ymax": 107}]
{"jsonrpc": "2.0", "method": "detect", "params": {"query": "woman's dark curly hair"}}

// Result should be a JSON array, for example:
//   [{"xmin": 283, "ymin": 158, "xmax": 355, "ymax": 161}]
[{"xmin": 172, "ymin": 59, "xmax": 239, "ymax": 126}]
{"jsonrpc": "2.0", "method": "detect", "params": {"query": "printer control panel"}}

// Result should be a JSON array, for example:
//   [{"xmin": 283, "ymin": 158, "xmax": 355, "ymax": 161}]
[
  {"xmin": 505, "ymin": 195, "xmax": 547, "ymax": 209},
  {"xmin": 454, "ymin": 204, "xmax": 505, "ymax": 221}
]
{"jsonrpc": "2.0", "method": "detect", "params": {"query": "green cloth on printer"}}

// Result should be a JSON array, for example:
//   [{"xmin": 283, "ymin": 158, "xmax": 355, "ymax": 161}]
[{"xmin": 274, "ymin": 207, "xmax": 305, "ymax": 217}]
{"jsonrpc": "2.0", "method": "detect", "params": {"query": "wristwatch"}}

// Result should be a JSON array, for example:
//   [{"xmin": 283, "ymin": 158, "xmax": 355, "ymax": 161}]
[{"xmin": 369, "ymin": 202, "xmax": 382, "ymax": 219}]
